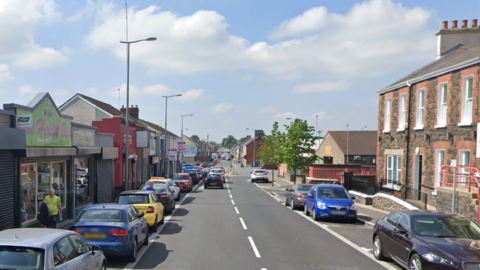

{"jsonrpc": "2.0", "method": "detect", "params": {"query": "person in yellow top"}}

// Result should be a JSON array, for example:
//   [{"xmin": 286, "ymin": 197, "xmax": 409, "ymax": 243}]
[{"xmin": 44, "ymin": 188, "xmax": 62, "ymax": 228}]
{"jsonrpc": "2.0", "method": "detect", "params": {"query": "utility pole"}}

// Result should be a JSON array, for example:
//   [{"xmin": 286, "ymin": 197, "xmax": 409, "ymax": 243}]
[
  {"xmin": 207, "ymin": 135, "xmax": 210, "ymax": 161},
  {"xmin": 346, "ymin": 124, "xmax": 349, "ymax": 164}
]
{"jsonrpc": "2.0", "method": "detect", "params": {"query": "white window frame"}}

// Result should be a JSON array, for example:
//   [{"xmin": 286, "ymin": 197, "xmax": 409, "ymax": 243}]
[
  {"xmin": 460, "ymin": 75, "xmax": 474, "ymax": 126},
  {"xmin": 386, "ymin": 155, "xmax": 401, "ymax": 189},
  {"xmin": 415, "ymin": 89, "xmax": 425, "ymax": 129},
  {"xmin": 436, "ymin": 83, "xmax": 448, "ymax": 128},
  {"xmin": 383, "ymin": 98, "xmax": 391, "ymax": 132},
  {"xmin": 397, "ymin": 94, "xmax": 406, "ymax": 131},
  {"xmin": 459, "ymin": 150, "xmax": 471, "ymax": 186},
  {"xmin": 434, "ymin": 150, "xmax": 445, "ymax": 188}
]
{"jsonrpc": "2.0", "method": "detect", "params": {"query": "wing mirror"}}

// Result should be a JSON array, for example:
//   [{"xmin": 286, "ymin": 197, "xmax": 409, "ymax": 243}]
[
  {"xmin": 350, "ymin": 195, "xmax": 356, "ymax": 200},
  {"xmin": 307, "ymin": 194, "xmax": 313, "ymax": 198},
  {"xmin": 393, "ymin": 227, "xmax": 407, "ymax": 235},
  {"xmin": 91, "ymin": 245, "xmax": 102, "ymax": 255},
  {"xmin": 137, "ymin": 212, "xmax": 145, "ymax": 218}
]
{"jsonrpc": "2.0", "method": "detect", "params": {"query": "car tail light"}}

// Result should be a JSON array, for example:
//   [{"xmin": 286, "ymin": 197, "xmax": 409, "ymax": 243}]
[
  {"xmin": 204, "ymin": 178, "xmax": 208, "ymax": 181},
  {"xmin": 109, "ymin": 229, "xmax": 128, "ymax": 237},
  {"xmin": 147, "ymin": 206, "xmax": 154, "ymax": 213},
  {"xmin": 298, "ymin": 193, "xmax": 303, "ymax": 199},
  {"xmin": 253, "ymin": 173, "xmax": 256, "ymax": 175},
  {"xmin": 71, "ymin": 229, "xmax": 82, "ymax": 234},
  {"xmin": 159, "ymin": 194, "xmax": 170, "ymax": 198}
]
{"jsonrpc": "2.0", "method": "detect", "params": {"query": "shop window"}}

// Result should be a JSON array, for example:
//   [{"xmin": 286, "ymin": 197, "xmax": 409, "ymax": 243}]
[
  {"xmin": 52, "ymin": 162, "xmax": 66, "ymax": 208},
  {"xmin": 76, "ymin": 158, "xmax": 91, "ymax": 206},
  {"xmin": 21, "ymin": 164, "xmax": 37, "ymax": 223},
  {"xmin": 37, "ymin": 163, "xmax": 51, "ymax": 212}
]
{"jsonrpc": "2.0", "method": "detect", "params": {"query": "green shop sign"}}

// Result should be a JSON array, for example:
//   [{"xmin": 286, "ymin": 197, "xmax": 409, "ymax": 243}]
[{"xmin": 16, "ymin": 97, "xmax": 72, "ymax": 147}]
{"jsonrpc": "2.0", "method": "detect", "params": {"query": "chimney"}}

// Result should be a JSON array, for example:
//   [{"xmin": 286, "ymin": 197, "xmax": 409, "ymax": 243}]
[
  {"xmin": 120, "ymin": 105, "xmax": 139, "ymax": 119},
  {"xmin": 473, "ymin": 19, "xmax": 478, "ymax": 27},
  {"xmin": 442, "ymin": 21, "xmax": 448, "ymax": 29},
  {"xmin": 436, "ymin": 19, "xmax": 480, "ymax": 58},
  {"xmin": 462, "ymin": 20, "xmax": 468, "ymax": 28},
  {"xmin": 452, "ymin": 20, "xmax": 458, "ymax": 28}
]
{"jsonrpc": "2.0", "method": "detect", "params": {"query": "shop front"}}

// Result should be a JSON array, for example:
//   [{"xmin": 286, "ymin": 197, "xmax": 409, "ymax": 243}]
[{"xmin": 95, "ymin": 133, "xmax": 118, "ymax": 203}]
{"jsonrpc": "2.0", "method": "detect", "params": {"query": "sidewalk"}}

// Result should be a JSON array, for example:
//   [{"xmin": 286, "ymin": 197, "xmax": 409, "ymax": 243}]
[{"xmin": 356, "ymin": 204, "xmax": 389, "ymax": 226}]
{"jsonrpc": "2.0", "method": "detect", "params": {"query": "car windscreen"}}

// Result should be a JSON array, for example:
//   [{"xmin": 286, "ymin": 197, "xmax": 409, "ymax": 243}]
[
  {"xmin": 413, "ymin": 216, "xmax": 480, "ymax": 238},
  {"xmin": 0, "ymin": 246, "xmax": 44, "ymax": 270},
  {"xmin": 153, "ymin": 186, "xmax": 168, "ymax": 193},
  {"xmin": 207, "ymin": 175, "xmax": 222, "ymax": 180},
  {"xmin": 77, "ymin": 209, "xmax": 124, "ymax": 222},
  {"xmin": 298, "ymin": 185, "xmax": 313, "ymax": 192},
  {"xmin": 316, "ymin": 188, "xmax": 350, "ymax": 199},
  {"xmin": 255, "ymin": 170, "xmax": 266, "ymax": 174},
  {"xmin": 173, "ymin": 175, "xmax": 189, "ymax": 180},
  {"xmin": 118, "ymin": 194, "xmax": 149, "ymax": 204},
  {"xmin": 185, "ymin": 170, "xmax": 197, "ymax": 175}
]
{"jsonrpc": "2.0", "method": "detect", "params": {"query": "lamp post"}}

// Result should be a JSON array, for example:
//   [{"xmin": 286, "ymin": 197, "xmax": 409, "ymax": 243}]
[
  {"xmin": 162, "ymin": 94, "xmax": 182, "ymax": 177},
  {"xmin": 180, "ymin": 114, "xmax": 193, "ymax": 164},
  {"xmin": 120, "ymin": 37, "xmax": 156, "ymax": 191},
  {"xmin": 246, "ymin": 128, "xmax": 260, "ymax": 167},
  {"xmin": 346, "ymin": 124, "xmax": 349, "ymax": 164}
]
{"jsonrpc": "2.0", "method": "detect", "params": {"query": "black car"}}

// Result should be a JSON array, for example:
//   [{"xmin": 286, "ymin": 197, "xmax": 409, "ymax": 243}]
[
  {"xmin": 373, "ymin": 210, "xmax": 480, "ymax": 270},
  {"xmin": 204, "ymin": 174, "xmax": 224, "ymax": 189},
  {"xmin": 185, "ymin": 169, "xmax": 200, "ymax": 185},
  {"xmin": 152, "ymin": 184, "xmax": 175, "ymax": 214},
  {"xmin": 285, "ymin": 184, "xmax": 313, "ymax": 210}
]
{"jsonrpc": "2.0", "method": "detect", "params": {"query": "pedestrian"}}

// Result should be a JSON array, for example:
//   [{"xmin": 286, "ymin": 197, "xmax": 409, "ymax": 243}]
[
  {"xmin": 44, "ymin": 188, "xmax": 62, "ymax": 228},
  {"xmin": 144, "ymin": 181, "xmax": 154, "ymax": 191}
]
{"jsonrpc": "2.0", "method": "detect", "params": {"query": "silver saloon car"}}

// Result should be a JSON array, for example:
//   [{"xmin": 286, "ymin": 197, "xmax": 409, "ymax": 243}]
[{"xmin": 0, "ymin": 228, "xmax": 107, "ymax": 270}]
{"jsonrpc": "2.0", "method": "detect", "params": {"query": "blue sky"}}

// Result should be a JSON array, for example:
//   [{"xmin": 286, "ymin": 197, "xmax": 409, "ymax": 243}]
[{"xmin": 1, "ymin": 0, "xmax": 479, "ymax": 143}]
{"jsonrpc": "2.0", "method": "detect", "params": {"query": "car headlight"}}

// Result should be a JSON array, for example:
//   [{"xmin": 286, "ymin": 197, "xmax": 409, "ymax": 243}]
[
  {"xmin": 316, "ymin": 202, "xmax": 326, "ymax": 209},
  {"xmin": 422, "ymin": 253, "xmax": 455, "ymax": 266},
  {"xmin": 350, "ymin": 203, "xmax": 357, "ymax": 210}
]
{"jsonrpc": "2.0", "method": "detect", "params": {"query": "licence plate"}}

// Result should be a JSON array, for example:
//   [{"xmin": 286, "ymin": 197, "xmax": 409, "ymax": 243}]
[
  {"xmin": 257, "ymin": 177, "xmax": 263, "ymax": 179},
  {"xmin": 330, "ymin": 210, "xmax": 346, "ymax": 216},
  {"xmin": 210, "ymin": 183, "xmax": 217, "ymax": 185},
  {"xmin": 84, "ymin": 233, "xmax": 106, "ymax": 239}
]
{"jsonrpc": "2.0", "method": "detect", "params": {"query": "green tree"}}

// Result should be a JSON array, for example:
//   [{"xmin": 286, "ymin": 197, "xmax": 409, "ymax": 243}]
[
  {"xmin": 258, "ymin": 122, "xmax": 285, "ymax": 184},
  {"xmin": 283, "ymin": 119, "xmax": 319, "ymax": 184},
  {"xmin": 222, "ymin": 135, "xmax": 238, "ymax": 149}
]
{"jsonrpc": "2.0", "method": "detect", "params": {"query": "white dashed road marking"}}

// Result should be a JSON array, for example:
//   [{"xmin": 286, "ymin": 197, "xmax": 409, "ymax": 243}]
[
  {"xmin": 239, "ymin": 218, "xmax": 248, "ymax": 230},
  {"xmin": 248, "ymin": 236, "xmax": 261, "ymax": 258},
  {"xmin": 231, "ymin": 200, "xmax": 235, "ymax": 205},
  {"xmin": 234, "ymin": 207, "xmax": 240, "ymax": 215}
]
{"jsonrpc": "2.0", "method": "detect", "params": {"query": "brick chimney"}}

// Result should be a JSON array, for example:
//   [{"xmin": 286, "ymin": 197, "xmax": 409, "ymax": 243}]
[
  {"xmin": 436, "ymin": 19, "xmax": 480, "ymax": 59},
  {"xmin": 120, "ymin": 105, "xmax": 139, "ymax": 119}
]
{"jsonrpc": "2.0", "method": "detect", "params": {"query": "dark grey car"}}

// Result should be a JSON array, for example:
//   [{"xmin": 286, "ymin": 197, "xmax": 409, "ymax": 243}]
[{"xmin": 285, "ymin": 184, "xmax": 313, "ymax": 210}]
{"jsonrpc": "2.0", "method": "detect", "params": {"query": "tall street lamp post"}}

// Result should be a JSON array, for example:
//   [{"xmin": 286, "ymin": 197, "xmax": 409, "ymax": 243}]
[
  {"xmin": 180, "ymin": 114, "xmax": 193, "ymax": 164},
  {"xmin": 163, "ymin": 94, "xmax": 182, "ymax": 177},
  {"xmin": 120, "ymin": 37, "xmax": 156, "ymax": 191}
]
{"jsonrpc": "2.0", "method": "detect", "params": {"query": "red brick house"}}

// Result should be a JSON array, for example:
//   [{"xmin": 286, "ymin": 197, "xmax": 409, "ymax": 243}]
[{"xmin": 377, "ymin": 19, "xmax": 480, "ymax": 221}]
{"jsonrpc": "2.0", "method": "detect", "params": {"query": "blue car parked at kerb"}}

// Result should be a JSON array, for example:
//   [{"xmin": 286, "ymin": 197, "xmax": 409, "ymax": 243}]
[
  {"xmin": 182, "ymin": 164, "xmax": 194, "ymax": 170},
  {"xmin": 304, "ymin": 184, "xmax": 357, "ymax": 223},
  {"xmin": 69, "ymin": 204, "xmax": 149, "ymax": 262}
]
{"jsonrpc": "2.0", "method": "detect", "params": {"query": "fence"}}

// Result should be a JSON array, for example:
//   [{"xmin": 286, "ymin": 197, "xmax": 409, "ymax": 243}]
[{"xmin": 309, "ymin": 165, "xmax": 375, "ymax": 180}]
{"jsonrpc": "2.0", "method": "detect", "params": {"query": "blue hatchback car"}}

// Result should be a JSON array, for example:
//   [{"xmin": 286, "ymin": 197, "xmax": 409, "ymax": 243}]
[
  {"xmin": 304, "ymin": 184, "xmax": 357, "ymax": 223},
  {"xmin": 69, "ymin": 204, "xmax": 149, "ymax": 262}
]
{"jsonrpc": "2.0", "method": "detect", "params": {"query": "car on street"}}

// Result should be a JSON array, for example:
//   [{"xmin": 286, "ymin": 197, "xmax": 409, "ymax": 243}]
[
  {"xmin": 173, "ymin": 173, "xmax": 193, "ymax": 192},
  {"xmin": 149, "ymin": 179, "xmax": 181, "ymax": 201},
  {"xmin": 285, "ymin": 184, "xmax": 313, "ymax": 210},
  {"xmin": 251, "ymin": 169, "xmax": 269, "ymax": 183},
  {"xmin": 204, "ymin": 173, "xmax": 224, "ymax": 189},
  {"xmin": 200, "ymin": 162, "xmax": 209, "ymax": 168},
  {"xmin": 193, "ymin": 166, "xmax": 205, "ymax": 180},
  {"xmin": 184, "ymin": 169, "xmax": 200, "ymax": 185},
  {"xmin": 373, "ymin": 211, "xmax": 480, "ymax": 270},
  {"xmin": 70, "ymin": 204, "xmax": 148, "ymax": 262},
  {"xmin": 210, "ymin": 168, "xmax": 226, "ymax": 181},
  {"xmin": 0, "ymin": 228, "xmax": 107, "ymax": 270},
  {"xmin": 150, "ymin": 183, "xmax": 175, "ymax": 214},
  {"xmin": 304, "ymin": 184, "xmax": 357, "ymax": 223},
  {"xmin": 116, "ymin": 190, "xmax": 165, "ymax": 231}
]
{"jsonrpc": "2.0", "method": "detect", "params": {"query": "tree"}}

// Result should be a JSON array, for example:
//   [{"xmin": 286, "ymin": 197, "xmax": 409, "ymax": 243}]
[
  {"xmin": 222, "ymin": 135, "xmax": 238, "ymax": 149},
  {"xmin": 257, "ymin": 122, "xmax": 285, "ymax": 184},
  {"xmin": 283, "ymin": 119, "xmax": 319, "ymax": 184}
]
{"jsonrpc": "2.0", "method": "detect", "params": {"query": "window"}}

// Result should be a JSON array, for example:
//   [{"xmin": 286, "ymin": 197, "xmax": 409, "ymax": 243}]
[
  {"xmin": 386, "ymin": 212, "xmax": 401, "ymax": 226},
  {"xmin": 52, "ymin": 162, "xmax": 66, "ymax": 209},
  {"xmin": 384, "ymin": 98, "xmax": 391, "ymax": 132},
  {"xmin": 435, "ymin": 150, "xmax": 445, "ymax": 188},
  {"xmin": 53, "ymin": 237, "xmax": 77, "ymax": 266},
  {"xmin": 416, "ymin": 89, "xmax": 425, "ymax": 128},
  {"xmin": 459, "ymin": 150, "xmax": 471, "ymax": 186},
  {"xmin": 75, "ymin": 158, "xmax": 91, "ymax": 207},
  {"xmin": 386, "ymin": 155, "xmax": 401, "ymax": 186},
  {"xmin": 398, "ymin": 94, "xmax": 406, "ymax": 130},
  {"xmin": 461, "ymin": 76, "xmax": 474, "ymax": 125},
  {"xmin": 69, "ymin": 235, "xmax": 90, "ymax": 256},
  {"xmin": 397, "ymin": 213, "xmax": 410, "ymax": 232},
  {"xmin": 437, "ymin": 83, "xmax": 448, "ymax": 127},
  {"xmin": 20, "ymin": 164, "xmax": 37, "ymax": 223}
]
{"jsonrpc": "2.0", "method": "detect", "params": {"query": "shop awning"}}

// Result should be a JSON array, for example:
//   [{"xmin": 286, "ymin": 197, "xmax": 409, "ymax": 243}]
[
  {"xmin": 27, "ymin": 147, "xmax": 76, "ymax": 157},
  {"xmin": 100, "ymin": 147, "xmax": 118, "ymax": 160},
  {"xmin": 76, "ymin": 146, "xmax": 101, "ymax": 155}
]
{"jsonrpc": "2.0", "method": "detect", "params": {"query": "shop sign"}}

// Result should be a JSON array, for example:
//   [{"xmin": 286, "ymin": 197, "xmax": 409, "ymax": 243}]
[
  {"xmin": 149, "ymin": 133, "xmax": 156, "ymax": 156},
  {"xmin": 168, "ymin": 149, "xmax": 177, "ymax": 161},
  {"xmin": 177, "ymin": 142, "xmax": 186, "ymax": 153},
  {"xmin": 16, "ymin": 97, "xmax": 71, "ymax": 147},
  {"xmin": 183, "ymin": 145, "xmax": 196, "ymax": 157},
  {"xmin": 72, "ymin": 126, "xmax": 95, "ymax": 146},
  {"xmin": 16, "ymin": 114, "xmax": 33, "ymax": 128},
  {"xmin": 136, "ymin": 130, "xmax": 149, "ymax": 148}
]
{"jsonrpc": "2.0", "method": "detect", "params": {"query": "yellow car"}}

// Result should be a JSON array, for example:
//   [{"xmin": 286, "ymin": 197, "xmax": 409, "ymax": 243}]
[{"xmin": 116, "ymin": 190, "xmax": 165, "ymax": 232}]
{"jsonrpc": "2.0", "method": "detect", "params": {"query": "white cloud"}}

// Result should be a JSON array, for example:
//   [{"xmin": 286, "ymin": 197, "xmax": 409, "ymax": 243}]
[
  {"xmin": 66, "ymin": 0, "xmax": 95, "ymax": 22},
  {"xmin": 18, "ymin": 85, "xmax": 37, "ymax": 96},
  {"xmin": 274, "ymin": 112, "xmax": 297, "ymax": 119},
  {"xmin": 111, "ymin": 83, "xmax": 205, "ymax": 102},
  {"xmin": 178, "ymin": 89, "xmax": 204, "ymax": 102},
  {"xmin": 86, "ymin": 87, "xmax": 97, "ymax": 95},
  {"xmin": 212, "ymin": 103, "xmax": 234, "ymax": 113},
  {"xmin": 257, "ymin": 106, "xmax": 276, "ymax": 114},
  {"xmin": 143, "ymin": 84, "xmax": 173, "ymax": 96},
  {"xmin": 0, "ymin": 64, "xmax": 13, "ymax": 82},
  {"xmin": 13, "ymin": 46, "xmax": 67, "ymax": 69},
  {"xmin": 54, "ymin": 88, "xmax": 69, "ymax": 97},
  {"xmin": 292, "ymin": 80, "xmax": 350, "ymax": 94},
  {"xmin": 270, "ymin": 7, "xmax": 329, "ymax": 39}
]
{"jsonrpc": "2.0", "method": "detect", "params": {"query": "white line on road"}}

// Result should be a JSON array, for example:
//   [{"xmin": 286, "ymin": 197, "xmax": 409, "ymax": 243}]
[
  {"xmin": 231, "ymin": 199, "xmax": 235, "ymax": 205},
  {"xmin": 228, "ymin": 190, "xmax": 231, "ymax": 194},
  {"xmin": 239, "ymin": 217, "xmax": 248, "ymax": 230},
  {"xmin": 229, "ymin": 194, "xmax": 233, "ymax": 199},
  {"xmin": 261, "ymin": 268, "xmax": 267, "ymax": 270},
  {"xmin": 234, "ymin": 207, "xmax": 240, "ymax": 215},
  {"xmin": 271, "ymin": 191, "xmax": 279, "ymax": 197},
  {"xmin": 248, "ymin": 236, "xmax": 261, "ymax": 258},
  {"xmin": 273, "ymin": 181, "xmax": 280, "ymax": 187}
]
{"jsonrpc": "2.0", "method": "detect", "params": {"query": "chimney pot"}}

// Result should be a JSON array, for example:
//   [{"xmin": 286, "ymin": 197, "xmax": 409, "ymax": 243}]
[
  {"xmin": 452, "ymin": 20, "xmax": 458, "ymax": 28},
  {"xmin": 462, "ymin": 20, "xmax": 468, "ymax": 28},
  {"xmin": 473, "ymin": 19, "xmax": 478, "ymax": 27},
  {"xmin": 442, "ymin": 21, "xmax": 448, "ymax": 29}
]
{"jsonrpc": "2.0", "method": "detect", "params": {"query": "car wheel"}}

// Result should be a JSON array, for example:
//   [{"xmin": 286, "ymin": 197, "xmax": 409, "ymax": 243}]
[
  {"xmin": 159, "ymin": 211, "xmax": 165, "ymax": 224},
  {"xmin": 285, "ymin": 198, "xmax": 289, "ymax": 207},
  {"xmin": 251, "ymin": 179, "xmax": 255, "ymax": 183},
  {"xmin": 350, "ymin": 218, "xmax": 357, "ymax": 224},
  {"xmin": 175, "ymin": 192, "xmax": 180, "ymax": 201},
  {"xmin": 409, "ymin": 254, "xmax": 422, "ymax": 270},
  {"xmin": 143, "ymin": 232, "xmax": 149, "ymax": 246},
  {"xmin": 204, "ymin": 185, "xmax": 207, "ymax": 189},
  {"xmin": 148, "ymin": 217, "xmax": 158, "ymax": 232},
  {"xmin": 373, "ymin": 235, "xmax": 386, "ymax": 261},
  {"xmin": 291, "ymin": 199, "xmax": 296, "ymax": 210},
  {"xmin": 127, "ymin": 239, "xmax": 137, "ymax": 262},
  {"xmin": 304, "ymin": 204, "xmax": 310, "ymax": 216},
  {"xmin": 101, "ymin": 262, "xmax": 107, "ymax": 270},
  {"xmin": 221, "ymin": 185, "xmax": 224, "ymax": 189},
  {"xmin": 312, "ymin": 208, "xmax": 320, "ymax": 221},
  {"xmin": 172, "ymin": 199, "xmax": 176, "ymax": 210}
]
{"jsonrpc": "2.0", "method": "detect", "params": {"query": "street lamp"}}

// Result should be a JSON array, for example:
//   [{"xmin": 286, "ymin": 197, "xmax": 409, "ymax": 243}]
[
  {"xmin": 119, "ymin": 37, "xmax": 156, "ymax": 191},
  {"xmin": 163, "ymin": 94, "xmax": 182, "ymax": 177},
  {"xmin": 346, "ymin": 124, "xmax": 349, "ymax": 164},
  {"xmin": 180, "ymin": 114, "xmax": 193, "ymax": 164},
  {"xmin": 246, "ymin": 128, "xmax": 261, "ymax": 167}
]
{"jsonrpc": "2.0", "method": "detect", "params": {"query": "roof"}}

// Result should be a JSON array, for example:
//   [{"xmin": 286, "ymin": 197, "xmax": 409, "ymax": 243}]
[
  {"xmin": 314, "ymin": 184, "xmax": 346, "ymax": 189},
  {"xmin": 0, "ymin": 228, "xmax": 74, "ymax": 249},
  {"xmin": 380, "ymin": 42, "xmax": 480, "ymax": 93},
  {"xmin": 120, "ymin": 190, "xmax": 155, "ymax": 195},
  {"xmin": 326, "ymin": 131, "xmax": 377, "ymax": 156},
  {"xmin": 139, "ymin": 119, "xmax": 179, "ymax": 138},
  {"xmin": 84, "ymin": 203, "xmax": 131, "ymax": 210}
]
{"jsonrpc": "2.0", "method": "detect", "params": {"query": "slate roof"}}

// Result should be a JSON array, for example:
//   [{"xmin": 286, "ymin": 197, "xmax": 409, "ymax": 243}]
[{"xmin": 327, "ymin": 131, "xmax": 377, "ymax": 156}]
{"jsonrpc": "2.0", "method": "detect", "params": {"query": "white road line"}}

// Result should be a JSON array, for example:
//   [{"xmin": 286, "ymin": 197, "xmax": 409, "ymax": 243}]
[
  {"xmin": 248, "ymin": 236, "xmax": 261, "ymax": 258},
  {"xmin": 261, "ymin": 268, "xmax": 267, "ymax": 270},
  {"xmin": 234, "ymin": 207, "xmax": 240, "ymax": 215},
  {"xmin": 228, "ymin": 190, "xmax": 231, "ymax": 194},
  {"xmin": 231, "ymin": 199, "xmax": 236, "ymax": 205},
  {"xmin": 358, "ymin": 218, "xmax": 376, "ymax": 227},
  {"xmin": 271, "ymin": 191, "xmax": 279, "ymax": 197},
  {"xmin": 239, "ymin": 218, "xmax": 248, "ymax": 230},
  {"xmin": 273, "ymin": 181, "xmax": 281, "ymax": 187},
  {"xmin": 229, "ymin": 194, "xmax": 233, "ymax": 199}
]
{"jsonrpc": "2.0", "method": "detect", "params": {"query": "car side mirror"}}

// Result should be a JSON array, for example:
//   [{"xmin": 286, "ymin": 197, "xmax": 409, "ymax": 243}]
[
  {"xmin": 137, "ymin": 212, "xmax": 145, "ymax": 218},
  {"xmin": 91, "ymin": 245, "xmax": 101, "ymax": 255},
  {"xmin": 307, "ymin": 194, "xmax": 313, "ymax": 198},
  {"xmin": 350, "ymin": 195, "xmax": 356, "ymax": 200},
  {"xmin": 393, "ymin": 227, "xmax": 407, "ymax": 235}
]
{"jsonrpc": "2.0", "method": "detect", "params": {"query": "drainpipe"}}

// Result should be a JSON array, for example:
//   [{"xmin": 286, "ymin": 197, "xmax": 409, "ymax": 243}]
[{"xmin": 404, "ymin": 81, "xmax": 413, "ymax": 200}]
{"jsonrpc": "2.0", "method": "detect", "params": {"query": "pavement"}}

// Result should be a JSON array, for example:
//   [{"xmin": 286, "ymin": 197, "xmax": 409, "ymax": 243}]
[{"xmin": 105, "ymin": 160, "xmax": 401, "ymax": 270}]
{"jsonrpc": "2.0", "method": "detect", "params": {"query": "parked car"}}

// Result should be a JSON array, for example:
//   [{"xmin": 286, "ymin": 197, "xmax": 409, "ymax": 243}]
[
  {"xmin": 70, "ymin": 204, "xmax": 148, "ymax": 262},
  {"xmin": 200, "ymin": 162, "xmax": 209, "ymax": 168},
  {"xmin": 285, "ymin": 184, "xmax": 313, "ymax": 210},
  {"xmin": 373, "ymin": 211, "xmax": 480, "ymax": 270},
  {"xmin": 251, "ymin": 169, "xmax": 269, "ymax": 183},
  {"xmin": 150, "ymin": 183, "xmax": 175, "ymax": 214},
  {"xmin": 193, "ymin": 166, "xmax": 205, "ymax": 180},
  {"xmin": 182, "ymin": 163, "xmax": 194, "ymax": 170},
  {"xmin": 185, "ymin": 169, "xmax": 200, "ymax": 185},
  {"xmin": 149, "ymin": 179, "xmax": 181, "ymax": 201},
  {"xmin": 204, "ymin": 174, "xmax": 224, "ymax": 189},
  {"xmin": 210, "ymin": 168, "xmax": 226, "ymax": 181},
  {"xmin": 261, "ymin": 164, "xmax": 278, "ymax": 170},
  {"xmin": 173, "ymin": 173, "xmax": 193, "ymax": 192},
  {"xmin": 116, "ymin": 190, "xmax": 165, "ymax": 232},
  {"xmin": 0, "ymin": 228, "xmax": 107, "ymax": 270},
  {"xmin": 304, "ymin": 184, "xmax": 357, "ymax": 223}
]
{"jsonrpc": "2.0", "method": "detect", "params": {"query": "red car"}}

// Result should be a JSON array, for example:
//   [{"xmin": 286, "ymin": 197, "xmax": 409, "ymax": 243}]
[
  {"xmin": 173, "ymin": 173, "xmax": 193, "ymax": 192},
  {"xmin": 200, "ymin": 162, "xmax": 208, "ymax": 168}
]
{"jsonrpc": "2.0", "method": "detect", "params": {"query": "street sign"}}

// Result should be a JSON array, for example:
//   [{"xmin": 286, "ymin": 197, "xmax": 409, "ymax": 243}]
[{"xmin": 450, "ymin": 159, "xmax": 457, "ymax": 167}]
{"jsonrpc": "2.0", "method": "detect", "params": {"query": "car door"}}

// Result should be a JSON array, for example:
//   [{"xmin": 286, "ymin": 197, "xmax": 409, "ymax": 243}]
[
  {"xmin": 52, "ymin": 236, "xmax": 82, "ymax": 270},
  {"xmin": 379, "ymin": 212, "xmax": 401, "ymax": 258},
  {"xmin": 69, "ymin": 234, "xmax": 103, "ymax": 270},
  {"xmin": 151, "ymin": 193, "xmax": 163, "ymax": 221},
  {"xmin": 390, "ymin": 213, "xmax": 413, "ymax": 267},
  {"xmin": 127, "ymin": 206, "xmax": 141, "ymax": 244},
  {"xmin": 287, "ymin": 185, "xmax": 296, "ymax": 202},
  {"xmin": 306, "ymin": 187, "xmax": 314, "ymax": 210},
  {"xmin": 168, "ymin": 180, "xmax": 179, "ymax": 198}
]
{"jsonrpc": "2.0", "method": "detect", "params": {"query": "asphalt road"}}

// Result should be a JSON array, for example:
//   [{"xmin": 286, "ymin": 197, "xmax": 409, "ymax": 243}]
[{"xmin": 107, "ymin": 161, "xmax": 400, "ymax": 270}]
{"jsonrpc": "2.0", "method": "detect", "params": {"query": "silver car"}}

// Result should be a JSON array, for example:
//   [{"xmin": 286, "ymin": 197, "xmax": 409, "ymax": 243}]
[{"xmin": 0, "ymin": 228, "xmax": 107, "ymax": 270}]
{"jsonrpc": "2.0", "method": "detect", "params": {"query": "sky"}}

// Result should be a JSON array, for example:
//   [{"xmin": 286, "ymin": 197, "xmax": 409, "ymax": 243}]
[{"xmin": 1, "ymin": 0, "xmax": 479, "ymax": 143}]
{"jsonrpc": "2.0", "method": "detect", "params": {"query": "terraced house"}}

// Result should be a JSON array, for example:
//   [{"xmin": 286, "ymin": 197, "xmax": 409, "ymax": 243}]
[{"xmin": 377, "ymin": 19, "xmax": 480, "ymax": 221}]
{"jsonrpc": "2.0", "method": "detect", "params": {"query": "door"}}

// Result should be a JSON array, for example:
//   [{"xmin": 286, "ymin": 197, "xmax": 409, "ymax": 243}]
[
  {"xmin": 435, "ymin": 150, "xmax": 445, "ymax": 188},
  {"xmin": 306, "ymin": 187, "xmax": 314, "ymax": 210},
  {"xmin": 287, "ymin": 185, "xmax": 297, "ymax": 202},
  {"xmin": 131, "ymin": 206, "xmax": 147, "ymax": 241},
  {"xmin": 459, "ymin": 150, "xmax": 471, "ymax": 186},
  {"xmin": 390, "ymin": 213, "xmax": 413, "ymax": 267},
  {"xmin": 380, "ymin": 212, "xmax": 401, "ymax": 258},
  {"xmin": 52, "ymin": 236, "xmax": 84, "ymax": 270},
  {"xmin": 413, "ymin": 155, "xmax": 422, "ymax": 200}
]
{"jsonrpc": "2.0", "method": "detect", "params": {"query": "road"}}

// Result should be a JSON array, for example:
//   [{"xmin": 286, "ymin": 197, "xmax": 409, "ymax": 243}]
[{"xmin": 108, "ymin": 161, "xmax": 401, "ymax": 270}]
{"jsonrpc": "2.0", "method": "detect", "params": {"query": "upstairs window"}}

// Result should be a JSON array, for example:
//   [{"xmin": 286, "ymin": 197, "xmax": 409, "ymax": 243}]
[
  {"xmin": 437, "ymin": 83, "xmax": 448, "ymax": 127},
  {"xmin": 384, "ymin": 98, "xmax": 391, "ymax": 132},
  {"xmin": 461, "ymin": 76, "xmax": 474, "ymax": 125},
  {"xmin": 415, "ymin": 89, "xmax": 425, "ymax": 129},
  {"xmin": 398, "ymin": 94, "xmax": 406, "ymax": 130}
]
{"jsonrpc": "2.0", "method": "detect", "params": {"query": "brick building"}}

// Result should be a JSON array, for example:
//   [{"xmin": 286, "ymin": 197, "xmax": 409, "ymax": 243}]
[{"xmin": 377, "ymin": 19, "xmax": 480, "ymax": 220}]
